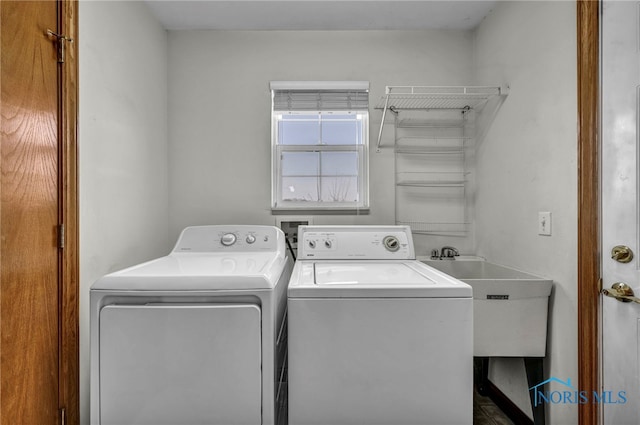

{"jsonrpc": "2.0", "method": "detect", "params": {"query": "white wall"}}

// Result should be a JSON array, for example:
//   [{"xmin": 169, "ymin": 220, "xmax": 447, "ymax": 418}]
[
  {"xmin": 79, "ymin": 1, "xmax": 169, "ymax": 422},
  {"xmin": 167, "ymin": 30, "xmax": 474, "ymax": 251},
  {"xmin": 474, "ymin": 2, "xmax": 577, "ymax": 423},
  {"xmin": 78, "ymin": 4, "xmax": 578, "ymax": 423}
]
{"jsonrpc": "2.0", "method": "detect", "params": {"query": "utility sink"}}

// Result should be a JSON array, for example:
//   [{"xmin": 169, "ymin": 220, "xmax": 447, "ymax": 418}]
[{"xmin": 421, "ymin": 259, "xmax": 553, "ymax": 357}]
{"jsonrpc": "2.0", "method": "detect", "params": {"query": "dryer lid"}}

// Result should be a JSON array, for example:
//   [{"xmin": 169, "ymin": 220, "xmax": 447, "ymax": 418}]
[{"xmin": 92, "ymin": 252, "xmax": 288, "ymax": 291}]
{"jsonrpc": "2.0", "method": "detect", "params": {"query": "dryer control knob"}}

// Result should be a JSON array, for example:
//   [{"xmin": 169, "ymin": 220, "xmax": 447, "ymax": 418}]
[
  {"xmin": 324, "ymin": 240, "xmax": 332, "ymax": 249},
  {"xmin": 221, "ymin": 233, "xmax": 237, "ymax": 246},
  {"xmin": 246, "ymin": 234, "xmax": 256, "ymax": 244},
  {"xmin": 308, "ymin": 240, "xmax": 316, "ymax": 249}
]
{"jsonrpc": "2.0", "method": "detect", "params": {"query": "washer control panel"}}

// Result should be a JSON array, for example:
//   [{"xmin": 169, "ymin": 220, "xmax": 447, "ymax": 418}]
[
  {"xmin": 173, "ymin": 225, "xmax": 283, "ymax": 253},
  {"xmin": 304, "ymin": 234, "xmax": 337, "ymax": 251},
  {"xmin": 298, "ymin": 225, "xmax": 414, "ymax": 260}
]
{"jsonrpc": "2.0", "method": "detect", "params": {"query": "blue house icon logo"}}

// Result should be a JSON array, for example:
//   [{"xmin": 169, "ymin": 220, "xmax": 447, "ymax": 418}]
[
  {"xmin": 529, "ymin": 376, "xmax": 626, "ymax": 406},
  {"xmin": 529, "ymin": 377, "xmax": 575, "ymax": 407}
]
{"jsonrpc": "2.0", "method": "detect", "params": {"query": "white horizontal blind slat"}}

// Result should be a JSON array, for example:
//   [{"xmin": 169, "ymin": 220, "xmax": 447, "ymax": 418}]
[{"xmin": 273, "ymin": 90, "xmax": 369, "ymax": 111}]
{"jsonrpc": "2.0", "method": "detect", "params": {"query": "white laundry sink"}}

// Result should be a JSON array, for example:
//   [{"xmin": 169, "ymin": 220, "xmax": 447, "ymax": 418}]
[{"xmin": 421, "ymin": 259, "xmax": 552, "ymax": 357}]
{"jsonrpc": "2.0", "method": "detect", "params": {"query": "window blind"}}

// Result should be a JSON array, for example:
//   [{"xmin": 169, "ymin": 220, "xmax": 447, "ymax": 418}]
[{"xmin": 271, "ymin": 81, "xmax": 369, "ymax": 111}]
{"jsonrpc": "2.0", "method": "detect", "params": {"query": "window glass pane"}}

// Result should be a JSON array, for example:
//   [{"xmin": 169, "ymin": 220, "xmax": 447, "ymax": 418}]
[
  {"xmin": 320, "ymin": 152, "xmax": 359, "ymax": 176},
  {"xmin": 282, "ymin": 177, "xmax": 319, "ymax": 202},
  {"xmin": 279, "ymin": 114, "xmax": 319, "ymax": 145},
  {"xmin": 321, "ymin": 114, "xmax": 362, "ymax": 145},
  {"xmin": 320, "ymin": 177, "xmax": 359, "ymax": 203},
  {"xmin": 281, "ymin": 152, "xmax": 319, "ymax": 176},
  {"xmin": 272, "ymin": 104, "xmax": 368, "ymax": 209}
]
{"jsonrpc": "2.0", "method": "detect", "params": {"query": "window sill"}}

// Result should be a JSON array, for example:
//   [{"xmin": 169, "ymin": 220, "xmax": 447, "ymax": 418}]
[{"xmin": 272, "ymin": 207, "xmax": 370, "ymax": 215}]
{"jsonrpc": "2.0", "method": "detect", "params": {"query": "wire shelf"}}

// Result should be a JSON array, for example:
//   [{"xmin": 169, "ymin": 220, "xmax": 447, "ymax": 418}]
[
  {"xmin": 375, "ymin": 86, "xmax": 503, "ymax": 110},
  {"xmin": 395, "ymin": 145, "xmax": 465, "ymax": 155},
  {"xmin": 376, "ymin": 85, "xmax": 507, "ymax": 151},
  {"xmin": 398, "ymin": 221, "xmax": 469, "ymax": 235},
  {"xmin": 396, "ymin": 118, "xmax": 471, "ymax": 128},
  {"xmin": 396, "ymin": 172, "xmax": 467, "ymax": 187}
]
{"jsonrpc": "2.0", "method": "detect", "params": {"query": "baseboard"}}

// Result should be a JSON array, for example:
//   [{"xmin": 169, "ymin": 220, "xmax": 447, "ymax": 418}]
[{"xmin": 485, "ymin": 380, "xmax": 534, "ymax": 425}]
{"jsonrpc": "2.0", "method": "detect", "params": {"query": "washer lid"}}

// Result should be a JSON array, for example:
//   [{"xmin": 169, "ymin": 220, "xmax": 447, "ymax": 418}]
[
  {"xmin": 315, "ymin": 263, "xmax": 433, "ymax": 286},
  {"xmin": 288, "ymin": 261, "xmax": 472, "ymax": 298},
  {"xmin": 91, "ymin": 252, "xmax": 287, "ymax": 291}
]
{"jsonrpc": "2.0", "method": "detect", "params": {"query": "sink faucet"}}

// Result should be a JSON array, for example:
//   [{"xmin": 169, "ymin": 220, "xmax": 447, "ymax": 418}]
[{"xmin": 440, "ymin": 246, "xmax": 459, "ymax": 260}]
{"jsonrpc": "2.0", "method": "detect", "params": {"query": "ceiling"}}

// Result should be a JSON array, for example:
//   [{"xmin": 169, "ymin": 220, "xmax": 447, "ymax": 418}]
[{"xmin": 145, "ymin": 1, "xmax": 497, "ymax": 31}]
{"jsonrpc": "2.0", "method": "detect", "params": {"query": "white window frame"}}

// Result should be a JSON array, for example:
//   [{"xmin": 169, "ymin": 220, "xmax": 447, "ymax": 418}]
[{"xmin": 270, "ymin": 82, "xmax": 370, "ymax": 212}]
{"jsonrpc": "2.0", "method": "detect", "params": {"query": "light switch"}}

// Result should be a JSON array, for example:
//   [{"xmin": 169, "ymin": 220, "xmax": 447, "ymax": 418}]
[{"xmin": 538, "ymin": 212, "xmax": 551, "ymax": 236}]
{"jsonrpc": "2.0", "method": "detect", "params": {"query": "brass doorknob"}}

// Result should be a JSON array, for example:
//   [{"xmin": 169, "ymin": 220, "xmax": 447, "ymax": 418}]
[
  {"xmin": 611, "ymin": 245, "xmax": 634, "ymax": 263},
  {"xmin": 602, "ymin": 282, "xmax": 640, "ymax": 304}
]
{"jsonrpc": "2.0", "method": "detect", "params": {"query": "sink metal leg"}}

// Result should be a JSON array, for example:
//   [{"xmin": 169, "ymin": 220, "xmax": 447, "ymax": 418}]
[
  {"xmin": 475, "ymin": 357, "xmax": 490, "ymax": 396},
  {"xmin": 524, "ymin": 357, "xmax": 545, "ymax": 425}
]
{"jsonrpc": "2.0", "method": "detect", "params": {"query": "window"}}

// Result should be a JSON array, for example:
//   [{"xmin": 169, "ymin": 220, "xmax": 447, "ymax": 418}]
[{"xmin": 271, "ymin": 82, "xmax": 369, "ymax": 211}]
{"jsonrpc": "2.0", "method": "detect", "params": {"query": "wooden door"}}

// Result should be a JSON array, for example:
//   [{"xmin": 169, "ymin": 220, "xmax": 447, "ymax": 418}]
[{"xmin": 1, "ymin": 1, "xmax": 79, "ymax": 424}]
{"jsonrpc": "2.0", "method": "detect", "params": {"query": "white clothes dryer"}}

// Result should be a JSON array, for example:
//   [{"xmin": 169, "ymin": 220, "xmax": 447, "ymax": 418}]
[
  {"xmin": 90, "ymin": 225, "xmax": 292, "ymax": 425},
  {"xmin": 288, "ymin": 225, "xmax": 473, "ymax": 425}
]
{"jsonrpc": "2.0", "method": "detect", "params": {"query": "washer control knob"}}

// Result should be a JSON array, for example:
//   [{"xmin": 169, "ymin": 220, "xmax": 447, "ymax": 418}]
[
  {"xmin": 221, "ymin": 233, "xmax": 237, "ymax": 246},
  {"xmin": 308, "ymin": 240, "xmax": 316, "ymax": 249},
  {"xmin": 325, "ymin": 240, "xmax": 332, "ymax": 249},
  {"xmin": 383, "ymin": 236, "xmax": 400, "ymax": 252},
  {"xmin": 246, "ymin": 234, "xmax": 256, "ymax": 244}
]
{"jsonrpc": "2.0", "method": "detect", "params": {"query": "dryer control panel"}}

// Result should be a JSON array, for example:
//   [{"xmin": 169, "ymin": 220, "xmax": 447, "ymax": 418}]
[
  {"xmin": 297, "ymin": 225, "xmax": 414, "ymax": 260},
  {"xmin": 172, "ymin": 225, "xmax": 284, "ymax": 253}
]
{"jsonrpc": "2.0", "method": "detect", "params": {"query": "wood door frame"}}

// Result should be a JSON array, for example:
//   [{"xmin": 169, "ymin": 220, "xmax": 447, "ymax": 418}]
[
  {"xmin": 58, "ymin": 0, "xmax": 79, "ymax": 423},
  {"xmin": 577, "ymin": 0, "xmax": 599, "ymax": 424}
]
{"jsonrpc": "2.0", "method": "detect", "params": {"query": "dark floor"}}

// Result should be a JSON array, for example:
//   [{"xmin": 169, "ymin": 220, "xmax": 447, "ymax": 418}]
[{"xmin": 473, "ymin": 389, "xmax": 515, "ymax": 425}]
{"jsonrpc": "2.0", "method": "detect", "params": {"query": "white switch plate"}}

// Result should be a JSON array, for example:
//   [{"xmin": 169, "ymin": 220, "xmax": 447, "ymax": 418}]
[{"xmin": 538, "ymin": 212, "xmax": 552, "ymax": 236}]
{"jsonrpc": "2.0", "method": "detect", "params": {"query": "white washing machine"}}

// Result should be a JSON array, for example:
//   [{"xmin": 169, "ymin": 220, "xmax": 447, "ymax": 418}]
[
  {"xmin": 90, "ymin": 225, "xmax": 292, "ymax": 425},
  {"xmin": 288, "ymin": 225, "xmax": 473, "ymax": 425}
]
